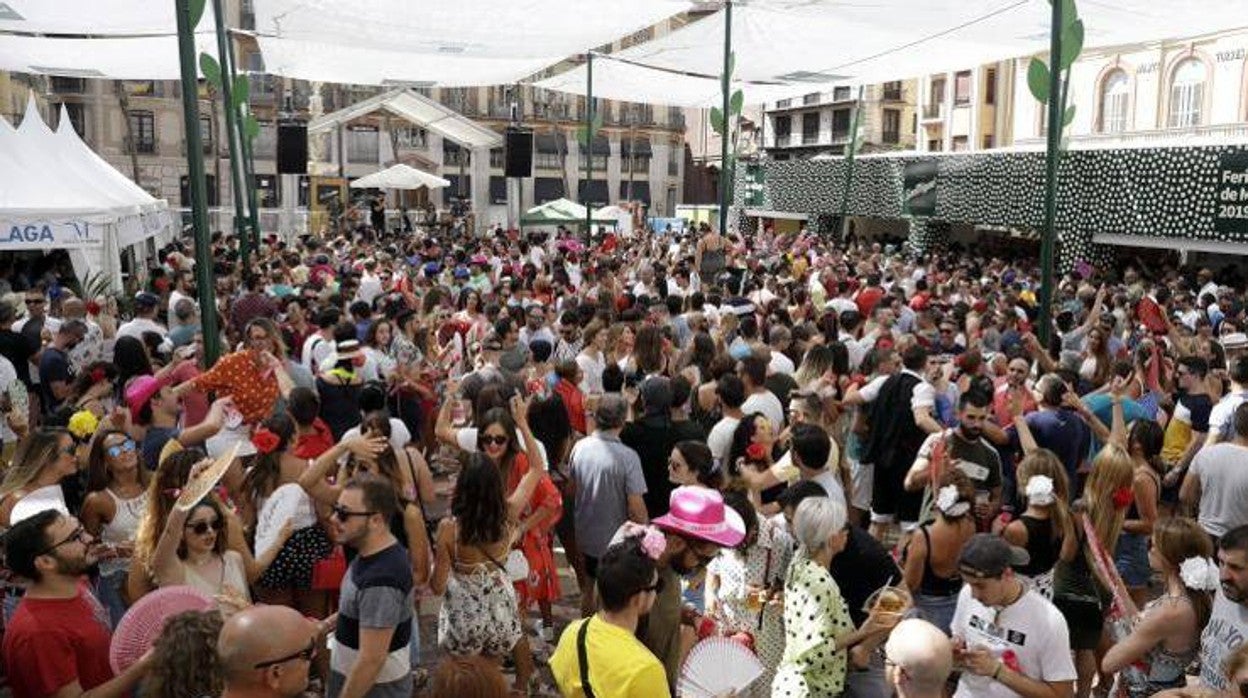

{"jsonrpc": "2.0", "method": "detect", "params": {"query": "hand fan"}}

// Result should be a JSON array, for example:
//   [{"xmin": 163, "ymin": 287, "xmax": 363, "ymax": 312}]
[
  {"xmin": 9, "ymin": 484, "xmax": 69, "ymax": 525},
  {"xmin": 254, "ymin": 483, "xmax": 317, "ymax": 559},
  {"xmin": 175, "ymin": 442, "xmax": 238, "ymax": 511},
  {"xmin": 109, "ymin": 585, "xmax": 214, "ymax": 673},
  {"xmin": 678, "ymin": 637, "xmax": 765, "ymax": 698}
]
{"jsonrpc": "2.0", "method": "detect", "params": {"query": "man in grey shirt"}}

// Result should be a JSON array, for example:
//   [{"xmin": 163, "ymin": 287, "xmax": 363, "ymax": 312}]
[
  {"xmin": 1183, "ymin": 402, "xmax": 1248, "ymax": 542},
  {"xmin": 569, "ymin": 393, "xmax": 649, "ymax": 615}
]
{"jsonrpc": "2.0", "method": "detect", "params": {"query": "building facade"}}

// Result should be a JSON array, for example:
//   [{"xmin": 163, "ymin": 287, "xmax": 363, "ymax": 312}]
[
  {"xmin": 1011, "ymin": 28, "xmax": 1248, "ymax": 149},
  {"xmin": 913, "ymin": 62, "xmax": 1013, "ymax": 152},
  {"xmin": 761, "ymin": 80, "xmax": 919, "ymax": 160}
]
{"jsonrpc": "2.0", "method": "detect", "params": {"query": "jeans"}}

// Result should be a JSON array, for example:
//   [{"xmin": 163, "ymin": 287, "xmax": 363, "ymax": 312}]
[{"xmin": 95, "ymin": 567, "xmax": 129, "ymax": 629}]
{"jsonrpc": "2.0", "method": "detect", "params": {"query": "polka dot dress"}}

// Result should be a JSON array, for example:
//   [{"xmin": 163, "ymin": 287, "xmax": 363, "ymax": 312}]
[
  {"xmin": 256, "ymin": 525, "xmax": 334, "ymax": 590},
  {"xmin": 772, "ymin": 555, "xmax": 852, "ymax": 697}
]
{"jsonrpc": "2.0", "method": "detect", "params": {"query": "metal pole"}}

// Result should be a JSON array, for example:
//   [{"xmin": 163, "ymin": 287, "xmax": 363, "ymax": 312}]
[
  {"xmin": 1038, "ymin": 0, "xmax": 1064, "ymax": 346},
  {"xmin": 585, "ymin": 52, "xmax": 594, "ymax": 236},
  {"xmin": 174, "ymin": 0, "xmax": 221, "ymax": 364},
  {"xmin": 210, "ymin": 0, "xmax": 249, "ymax": 269},
  {"xmin": 717, "ymin": 0, "xmax": 733, "ymax": 236},
  {"xmin": 838, "ymin": 84, "xmax": 865, "ymax": 240},
  {"xmin": 219, "ymin": 29, "xmax": 261, "ymax": 250}
]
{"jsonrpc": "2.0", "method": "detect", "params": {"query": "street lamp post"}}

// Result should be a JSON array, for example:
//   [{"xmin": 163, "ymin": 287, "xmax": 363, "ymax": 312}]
[
  {"xmin": 717, "ymin": 0, "xmax": 733, "ymax": 237},
  {"xmin": 1038, "ymin": 0, "xmax": 1064, "ymax": 346}
]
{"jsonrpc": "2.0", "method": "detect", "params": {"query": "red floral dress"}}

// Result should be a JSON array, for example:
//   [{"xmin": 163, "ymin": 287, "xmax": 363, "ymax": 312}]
[{"xmin": 505, "ymin": 452, "xmax": 563, "ymax": 608}]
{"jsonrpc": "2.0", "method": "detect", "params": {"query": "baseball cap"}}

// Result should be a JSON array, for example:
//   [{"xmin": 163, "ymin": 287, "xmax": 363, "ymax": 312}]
[
  {"xmin": 957, "ymin": 533, "xmax": 1030, "ymax": 579},
  {"xmin": 134, "ymin": 292, "xmax": 160, "ymax": 308}
]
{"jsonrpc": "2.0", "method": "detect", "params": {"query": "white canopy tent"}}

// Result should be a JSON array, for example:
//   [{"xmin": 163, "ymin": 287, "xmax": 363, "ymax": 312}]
[
  {"xmin": 349, "ymin": 164, "xmax": 451, "ymax": 191},
  {"xmin": 536, "ymin": 0, "xmax": 1248, "ymax": 107},
  {"xmin": 0, "ymin": 98, "xmax": 172, "ymax": 291}
]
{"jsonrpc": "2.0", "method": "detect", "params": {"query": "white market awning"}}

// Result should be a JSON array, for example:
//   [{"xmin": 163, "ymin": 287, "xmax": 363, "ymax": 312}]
[
  {"xmin": 348, "ymin": 164, "xmax": 450, "ymax": 190},
  {"xmin": 307, "ymin": 89, "xmax": 504, "ymax": 150}
]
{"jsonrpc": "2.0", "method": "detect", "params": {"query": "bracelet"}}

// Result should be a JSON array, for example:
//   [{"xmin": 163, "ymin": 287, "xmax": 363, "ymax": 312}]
[{"xmin": 992, "ymin": 661, "xmax": 1003, "ymax": 681}]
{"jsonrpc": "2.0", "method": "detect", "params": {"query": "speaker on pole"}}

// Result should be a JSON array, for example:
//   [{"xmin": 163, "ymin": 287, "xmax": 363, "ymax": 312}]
[
  {"xmin": 504, "ymin": 127, "xmax": 533, "ymax": 178},
  {"xmin": 276, "ymin": 121, "xmax": 308, "ymax": 175}
]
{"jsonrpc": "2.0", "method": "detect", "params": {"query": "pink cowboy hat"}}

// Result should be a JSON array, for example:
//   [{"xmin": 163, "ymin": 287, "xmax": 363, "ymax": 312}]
[{"xmin": 652, "ymin": 486, "xmax": 745, "ymax": 548}]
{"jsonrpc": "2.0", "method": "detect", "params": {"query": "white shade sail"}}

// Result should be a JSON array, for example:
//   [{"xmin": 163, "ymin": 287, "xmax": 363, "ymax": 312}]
[
  {"xmin": 536, "ymin": 0, "xmax": 1248, "ymax": 107},
  {"xmin": 0, "ymin": 33, "xmax": 217, "ymax": 80},
  {"xmin": 349, "ymin": 164, "xmax": 450, "ymax": 190},
  {"xmin": 0, "ymin": 0, "xmax": 216, "ymax": 35}
]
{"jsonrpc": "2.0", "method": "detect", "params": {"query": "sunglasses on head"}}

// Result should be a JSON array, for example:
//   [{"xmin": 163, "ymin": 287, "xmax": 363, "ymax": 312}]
[
  {"xmin": 479, "ymin": 434, "xmax": 509, "ymax": 447},
  {"xmin": 185, "ymin": 518, "xmax": 224, "ymax": 535},
  {"xmin": 106, "ymin": 439, "xmax": 136, "ymax": 458}
]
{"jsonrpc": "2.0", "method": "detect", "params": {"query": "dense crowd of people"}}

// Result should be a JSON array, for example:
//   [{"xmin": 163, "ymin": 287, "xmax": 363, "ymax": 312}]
[{"xmin": 1, "ymin": 217, "xmax": 1248, "ymax": 698}]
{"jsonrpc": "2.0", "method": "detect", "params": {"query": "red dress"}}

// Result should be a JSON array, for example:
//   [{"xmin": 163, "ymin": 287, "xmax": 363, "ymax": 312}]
[{"xmin": 505, "ymin": 452, "xmax": 563, "ymax": 608}]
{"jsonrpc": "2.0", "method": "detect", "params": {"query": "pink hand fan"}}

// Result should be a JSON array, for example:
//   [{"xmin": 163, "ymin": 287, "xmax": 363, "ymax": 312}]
[{"xmin": 109, "ymin": 585, "xmax": 215, "ymax": 673}]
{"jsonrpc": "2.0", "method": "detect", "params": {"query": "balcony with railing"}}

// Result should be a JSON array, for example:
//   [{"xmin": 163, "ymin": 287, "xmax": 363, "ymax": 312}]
[
  {"xmin": 921, "ymin": 103, "xmax": 945, "ymax": 121},
  {"xmin": 1014, "ymin": 123, "xmax": 1248, "ymax": 149},
  {"xmin": 248, "ymin": 74, "xmax": 278, "ymax": 103},
  {"xmin": 882, "ymin": 83, "xmax": 903, "ymax": 101},
  {"xmin": 50, "ymin": 77, "xmax": 87, "ymax": 94},
  {"xmin": 802, "ymin": 132, "xmax": 820, "ymax": 145}
]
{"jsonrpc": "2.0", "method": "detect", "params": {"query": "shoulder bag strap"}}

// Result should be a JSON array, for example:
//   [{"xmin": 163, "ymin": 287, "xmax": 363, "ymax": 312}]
[{"xmin": 577, "ymin": 618, "xmax": 597, "ymax": 698}]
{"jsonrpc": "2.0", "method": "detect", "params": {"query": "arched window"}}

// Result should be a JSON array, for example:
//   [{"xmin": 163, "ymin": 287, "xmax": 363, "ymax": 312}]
[
  {"xmin": 1099, "ymin": 70, "xmax": 1129, "ymax": 133},
  {"xmin": 1168, "ymin": 58, "xmax": 1206, "ymax": 128}
]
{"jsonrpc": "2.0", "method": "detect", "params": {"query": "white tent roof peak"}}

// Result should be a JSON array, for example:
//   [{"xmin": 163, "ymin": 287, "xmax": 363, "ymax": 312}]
[
  {"xmin": 349, "ymin": 164, "xmax": 451, "ymax": 190},
  {"xmin": 306, "ymin": 89, "xmax": 503, "ymax": 151}
]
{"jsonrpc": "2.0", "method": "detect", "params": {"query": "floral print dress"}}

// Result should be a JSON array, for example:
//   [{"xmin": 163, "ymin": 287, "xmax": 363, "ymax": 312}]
[{"xmin": 708, "ymin": 517, "xmax": 793, "ymax": 698}]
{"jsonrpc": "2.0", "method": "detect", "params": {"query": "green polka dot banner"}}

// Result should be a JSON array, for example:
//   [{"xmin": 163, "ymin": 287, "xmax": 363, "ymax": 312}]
[{"xmin": 734, "ymin": 146, "xmax": 1248, "ymax": 268}]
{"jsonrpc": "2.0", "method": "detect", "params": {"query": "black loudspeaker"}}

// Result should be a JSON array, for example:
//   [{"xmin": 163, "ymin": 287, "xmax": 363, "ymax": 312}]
[
  {"xmin": 505, "ymin": 128, "xmax": 533, "ymax": 177},
  {"xmin": 277, "ymin": 122, "xmax": 308, "ymax": 175}
]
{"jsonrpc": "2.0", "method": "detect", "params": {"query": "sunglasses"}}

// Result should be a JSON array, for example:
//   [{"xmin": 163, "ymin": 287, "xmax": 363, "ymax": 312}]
[
  {"xmin": 24, "ymin": 299, "xmax": 44, "ymax": 305},
  {"xmin": 331, "ymin": 504, "xmax": 376, "ymax": 522},
  {"xmin": 479, "ymin": 435, "xmax": 509, "ymax": 447},
  {"xmin": 253, "ymin": 637, "xmax": 318, "ymax": 669},
  {"xmin": 106, "ymin": 439, "xmax": 136, "ymax": 458},
  {"xmin": 37, "ymin": 525, "xmax": 89, "ymax": 556},
  {"xmin": 185, "ymin": 519, "xmax": 224, "ymax": 535}
]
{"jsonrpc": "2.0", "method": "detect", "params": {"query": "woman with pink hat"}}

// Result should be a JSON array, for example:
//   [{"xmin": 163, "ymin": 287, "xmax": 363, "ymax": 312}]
[{"xmin": 641, "ymin": 485, "xmax": 747, "ymax": 689}]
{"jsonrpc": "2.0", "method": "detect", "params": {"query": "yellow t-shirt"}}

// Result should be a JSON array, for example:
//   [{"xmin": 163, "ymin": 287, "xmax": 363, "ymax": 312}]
[{"xmin": 551, "ymin": 616, "xmax": 671, "ymax": 698}]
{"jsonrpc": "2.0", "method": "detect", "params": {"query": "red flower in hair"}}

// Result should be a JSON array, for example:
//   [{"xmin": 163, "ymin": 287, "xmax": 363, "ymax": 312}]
[
  {"xmin": 1112, "ymin": 486, "xmax": 1134, "ymax": 510},
  {"xmin": 85, "ymin": 300, "xmax": 101, "ymax": 316},
  {"xmin": 90, "ymin": 368, "xmax": 106, "ymax": 384},
  {"xmin": 746, "ymin": 443, "xmax": 768, "ymax": 462},
  {"xmin": 251, "ymin": 427, "xmax": 281, "ymax": 455}
]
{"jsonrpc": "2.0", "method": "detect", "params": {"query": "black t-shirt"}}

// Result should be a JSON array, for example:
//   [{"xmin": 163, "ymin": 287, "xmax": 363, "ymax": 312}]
[
  {"xmin": 829, "ymin": 523, "xmax": 901, "ymax": 627},
  {"xmin": 764, "ymin": 372, "xmax": 799, "ymax": 421},
  {"xmin": 37, "ymin": 347, "xmax": 71, "ymax": 415},
  {"xmin": 0, "ymin": 329, "xmax": 34, "ymax": 388}
]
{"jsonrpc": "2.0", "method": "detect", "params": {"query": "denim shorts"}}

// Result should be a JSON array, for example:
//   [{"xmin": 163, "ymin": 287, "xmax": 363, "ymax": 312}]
[{"xmin": 1115, "ymin": 532, "xmax": 1152, "ymax": 588}]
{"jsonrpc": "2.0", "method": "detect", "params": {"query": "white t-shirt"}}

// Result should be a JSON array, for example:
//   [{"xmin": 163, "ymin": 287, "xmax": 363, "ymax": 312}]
[
  {"xmin": 1208, "ymin": 390, "xmax": 1248, "ymax": 441},
  {"xmin": 168, "ymin": 289, "xmax": 195, "ymax": 325},
  {"xmin": 707, "ymin": 415, "xmax": 740, "ymax": 467},
  {"xmin": 951, "ymin": 585, "xmax": 1077, "ymax": 698},
  {"xmin": 301, "ymin": 333, "xmax": 333, "ymax": 373},
  {"xmin": 859, "ymin": 370, "xmax": 936, "ymax": 412},
  {"xmin": 1201, "ymin": 588, "xmax": 1248, "ymax": 691},
  {"xmin": 768, "ymin": 351, "xmax": 796, "ymax": 376},
  {"xmin": 116, "ymin": 317, "xmax": 169, "ymax": 341},
  {"xmin": 741, "ymin": 390, "xmax": 785, "ymax": 427}
]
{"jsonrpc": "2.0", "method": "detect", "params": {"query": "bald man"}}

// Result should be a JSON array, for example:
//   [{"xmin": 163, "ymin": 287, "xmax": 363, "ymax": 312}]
[
  {"xmin": 885, "ymin": 619, "xmax": 952, "ymax": 698},
  {"xmin": 220, "ymin": 604, "xmax": 321, "ymax": 698},
  {"xmin": 60, "ymin": 297, "xmax": 104, "ymax": 373}
]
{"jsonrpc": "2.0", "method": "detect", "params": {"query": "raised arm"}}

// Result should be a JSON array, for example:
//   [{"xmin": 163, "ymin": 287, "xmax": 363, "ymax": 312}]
[{"xmin": 506, "ymin": 395, "xmax": 547, "ymax": 521}]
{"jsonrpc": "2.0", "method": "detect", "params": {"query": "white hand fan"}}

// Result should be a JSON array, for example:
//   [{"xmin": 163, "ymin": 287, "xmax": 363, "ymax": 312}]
[
  {"xmin": 254, "ymin": 483, "xmax": 317, "ymax": 559},
  {"xmin": 109, "ymin": 585, "xmax": 214, "ymax": 673},
  {"xmin": 678, "ymin": 637, "xmax": 765, "ymax": 698}
]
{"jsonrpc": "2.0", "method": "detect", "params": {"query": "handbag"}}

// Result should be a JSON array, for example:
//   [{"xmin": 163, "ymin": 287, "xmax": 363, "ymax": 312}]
[{"xmin": 311, "ymin": 545, "xmax": 347, "ymax": 591}]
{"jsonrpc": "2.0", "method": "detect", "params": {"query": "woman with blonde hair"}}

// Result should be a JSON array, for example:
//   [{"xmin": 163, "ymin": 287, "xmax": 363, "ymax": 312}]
[
  {"xmin": 0, "ymin": 427, "xmax": 78, "ymax": 526},
  {"xmin": 1103, "ymin": 517, "xmax": 1215, "ymax": 697},
  {"xmin": 1001, "ymin": 449, "xmax": 1073, "ymax": 598},
  {"xmin": 1053, "ymin": 393, "xmax": 1136, "ymax": 698}
]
